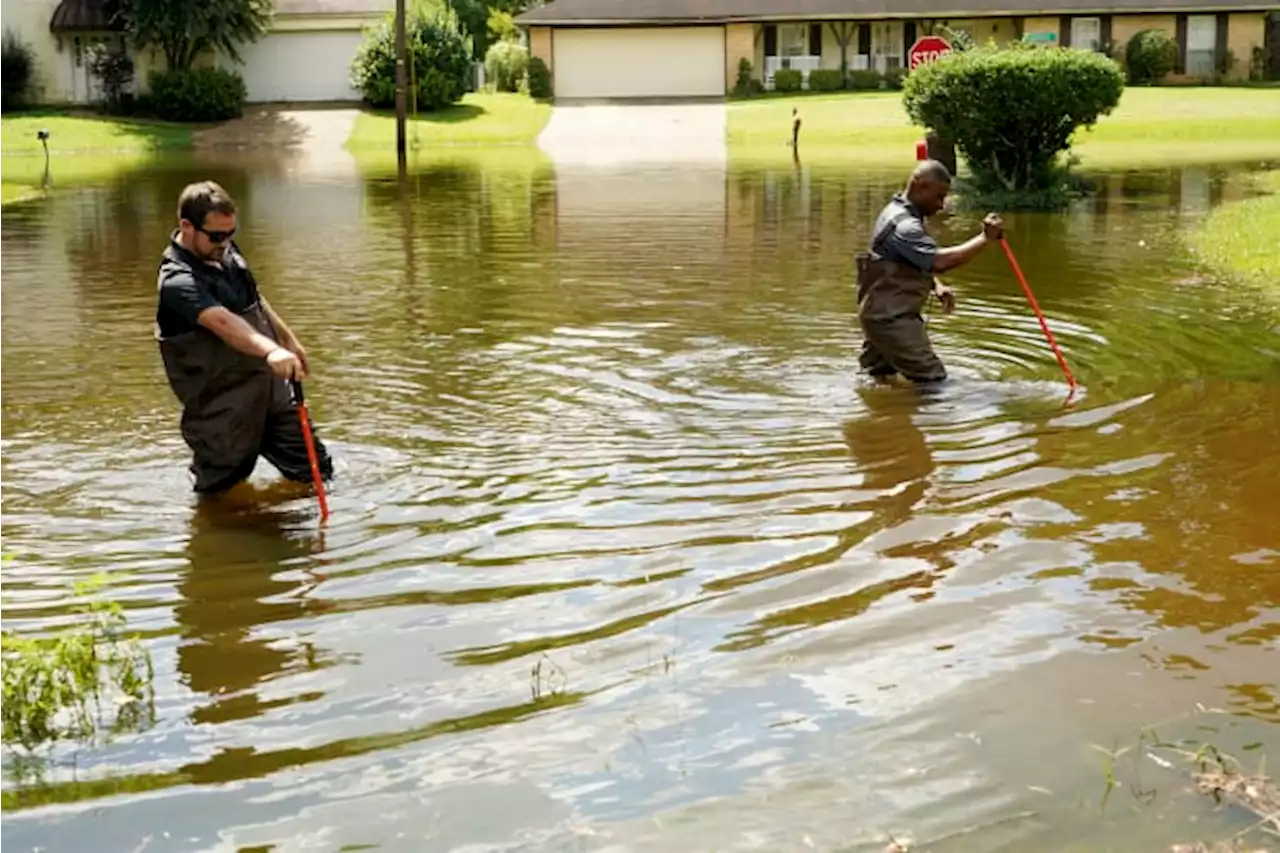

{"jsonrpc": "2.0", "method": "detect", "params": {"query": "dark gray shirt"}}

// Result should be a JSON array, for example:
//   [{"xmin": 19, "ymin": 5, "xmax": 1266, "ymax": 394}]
[{"xmin": 870, "ymin": 194, "xmax": 938, "ymax": 273}]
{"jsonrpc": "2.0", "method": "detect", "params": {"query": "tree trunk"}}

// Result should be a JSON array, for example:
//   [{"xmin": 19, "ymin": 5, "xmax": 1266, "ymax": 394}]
[{"xmin": 829, "ymin": 22, "xmax": 854, "ymax": 84}]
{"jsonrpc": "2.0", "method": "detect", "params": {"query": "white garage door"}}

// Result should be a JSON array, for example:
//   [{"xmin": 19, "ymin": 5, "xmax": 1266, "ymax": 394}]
[
  {"xmin": 554, "ymin": 27, "xmax": 725, "ymax": 99},
  {"xmin": 227, "ymin": 31, "xmax": 364, "ymax": 103}
]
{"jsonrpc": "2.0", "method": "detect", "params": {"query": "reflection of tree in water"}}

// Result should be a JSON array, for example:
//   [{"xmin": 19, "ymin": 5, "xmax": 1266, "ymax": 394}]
[
  {"xmin": 175, "ymin": 497, "xmax": 336, "ymax": 726},
  {"xmin": 360, "ymin": 155, "xmax": 559, "ymax": 341}
]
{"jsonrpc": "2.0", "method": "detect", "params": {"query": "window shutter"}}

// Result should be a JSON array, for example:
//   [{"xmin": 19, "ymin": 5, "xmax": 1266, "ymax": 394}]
[
  {"xmin": 1059, "ymin": 16, "xmax": 1071, "ymax": 47},
  {"xmin": 903, "ymin": 20, "xmax": 916, "ymax": 58},
  {"xmin": 1215, "ymin": 13, "xmax": 1229, "ymax": 73},
  {"xmin": 764, "ymin": 24, "xmax": 776, "ymax": 56},
  {"xmin": 857, "ymin": 23, "xmax": 870, "ymax": 54},
  {"xmin": 810, "ymin": 23, "xmax": 823, "ymax": 56},
  {"xmin": 1175, "ymin": 14, "xmax": 1188, "ymax": 73}
]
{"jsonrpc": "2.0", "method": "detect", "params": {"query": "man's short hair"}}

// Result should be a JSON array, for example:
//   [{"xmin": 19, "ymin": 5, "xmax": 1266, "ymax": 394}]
[
  {"xmin": 178, "ymin": 181, "xmax": 236, "ymax": 228},
  {"xmin": 910, "ymin": 159, "xmax": 953, "ymax": 185}
]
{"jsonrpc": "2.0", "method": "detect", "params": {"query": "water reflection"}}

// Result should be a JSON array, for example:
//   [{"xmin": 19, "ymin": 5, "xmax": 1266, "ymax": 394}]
[
  {"xmin": 177, "ymin": 492, "xmax": 332, "ymax": 726},
  {"xmin": 2, "ymin": 151, "xmax": 1278, "ymax": 852}
]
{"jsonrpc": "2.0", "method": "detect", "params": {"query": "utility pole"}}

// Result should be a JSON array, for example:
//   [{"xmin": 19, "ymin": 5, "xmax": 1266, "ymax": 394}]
[{"xmin": 394, "ymin": 0, "xmax": 407, "ymax": 172}]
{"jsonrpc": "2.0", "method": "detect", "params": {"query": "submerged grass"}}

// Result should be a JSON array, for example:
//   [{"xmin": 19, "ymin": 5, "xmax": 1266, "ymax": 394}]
[
  {"xmin": 1189, "ymin": 170, "xmax": 1280, "ymax": 289},
  {"xmin": 345, "ymin": 93, "xmax": 552, "ymax": 149},
  {"xmin": 1, "ymin": 572, "xmax": 155, "ymax": 785}
]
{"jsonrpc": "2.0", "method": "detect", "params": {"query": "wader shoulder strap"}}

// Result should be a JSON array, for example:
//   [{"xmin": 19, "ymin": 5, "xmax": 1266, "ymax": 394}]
[{"xmin": 870, "ymin": 209, "xmax": 916, "ymax": 254}]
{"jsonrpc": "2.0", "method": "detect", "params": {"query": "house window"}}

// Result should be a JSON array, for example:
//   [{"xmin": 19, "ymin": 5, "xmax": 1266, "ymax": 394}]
[
  {"xmin": 1071, "ymin": 17, "xmax": 1101, "ymax": 52},
  {"xmin": 778, "ymin": 23, "xmax": 808, "ymax": 57},
  {"xmin": 872, "ymin": 21, "xmax": 903, "ymax": 71},
  {"xmin": 1186, "ymin": 14, "xmax": 1216, "ymax": 77}
]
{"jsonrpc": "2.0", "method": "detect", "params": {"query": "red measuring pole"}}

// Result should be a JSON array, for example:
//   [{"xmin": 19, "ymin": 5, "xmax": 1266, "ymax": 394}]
[
  {"xmin": 998, "ymin": 237, "xmax": 1078, "ymax": 392},
  {"xmin": 289, "ymin": 379, "xmax": 330, "ymax": 522}
]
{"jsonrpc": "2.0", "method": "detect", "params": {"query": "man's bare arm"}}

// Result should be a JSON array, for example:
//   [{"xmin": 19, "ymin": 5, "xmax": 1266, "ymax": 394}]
[
  {"xmin": 197, "ymin": 307, "xmax": 302, "ymax": 380},
  {"xmin": 934, "ymin": 213, "xmax": 1006, "ymax": 273},
  {"xmin": 933, "ymin": 234, "xmax": 990, "ymax": 273},
  {"xmin": 260, "ymin": 297, "xmax": 297, "ymax": 347}
]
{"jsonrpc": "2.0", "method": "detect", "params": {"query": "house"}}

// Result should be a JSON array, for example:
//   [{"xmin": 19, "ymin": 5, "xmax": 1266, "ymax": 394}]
[
  {"xmin": 0, "ymin": 0, "xmax": 388, "ymax": 105},
  {"xmin": 514, "ymin": 0, "xmax": 1277, "ymax": 99}
]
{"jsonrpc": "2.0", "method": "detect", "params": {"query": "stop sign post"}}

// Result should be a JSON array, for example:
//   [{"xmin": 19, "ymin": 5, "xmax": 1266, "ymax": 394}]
[{"xmin": 908, "ymin": 35, "xmax": 952, "ymax": 71}]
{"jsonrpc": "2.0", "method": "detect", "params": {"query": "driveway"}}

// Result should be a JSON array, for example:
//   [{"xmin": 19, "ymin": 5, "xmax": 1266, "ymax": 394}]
[{"xmin": 537, "ymin": 101, "xmax": 727, "ymax": 166}]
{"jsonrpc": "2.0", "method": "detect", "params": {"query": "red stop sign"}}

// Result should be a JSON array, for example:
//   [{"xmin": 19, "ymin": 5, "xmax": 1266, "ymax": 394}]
[{"xmin": 908, "ymin": 36, "xmax": 952, "ymax": 70}]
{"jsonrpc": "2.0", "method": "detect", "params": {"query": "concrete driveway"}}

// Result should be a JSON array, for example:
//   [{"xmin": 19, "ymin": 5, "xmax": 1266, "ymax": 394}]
[{"xmin": 537, "ymin": 100, "xmax": 727, "ymax": 166}]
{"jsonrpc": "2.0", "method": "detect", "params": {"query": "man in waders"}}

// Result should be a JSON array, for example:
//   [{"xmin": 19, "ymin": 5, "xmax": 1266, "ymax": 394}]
[
  {"xmin": 155, "ymin": 181, "xmax": 334, "ymax": 493},
  {"xmin": 856, "ymin": 160, "xmax": 1004, "ymax": 384}
]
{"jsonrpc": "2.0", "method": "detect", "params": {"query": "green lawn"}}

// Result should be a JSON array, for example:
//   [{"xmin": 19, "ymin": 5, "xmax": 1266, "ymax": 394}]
[
  {"xmin": 727, "ymin": 86, "xmax": 1280, "ymax": 168},
  {"xmin": 346, "ymin": 93, "xmax": 551, "ymax": 149},
  {"xmin": 1, "ymin": 112, "xmax": 191, "ymax": 154},
  {"xmin": 1189, "ymin": 170, "xmax": 1280, "ymax": 290},
  {"xmin": 0, "ymin": 180, "xmax": 42, "ymax": 204}
]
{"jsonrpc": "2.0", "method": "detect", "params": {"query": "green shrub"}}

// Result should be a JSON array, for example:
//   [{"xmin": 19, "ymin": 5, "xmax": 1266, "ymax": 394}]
[
  {"xmin": 87, "ymin": 43, "xmax": 135, "ymax": 114},
  {"xmin": 807, "ymin": 68, "xmax": 844, "ymax": 91},
  {"xmin": 882, "ymin": 68, "xmax": 906, "ymax": 89},
  {"xmin": 1125, "ymin": 29, "xmax": 1178, "ymax": 84},
  {"xmin": 1250, "ymin": 45, "xmax": 1271, "ymax": 81},
  {"xmin": 846, "ymin": 69, "xmax": 882, "ymax": 90},
  {"xmin": 351, "ymin": 5, "xmax": 473, "ymax": 111},
  {"xmin": 147, "ymin": 67, "xmax": 246, "ymax": 121},
  {"xmin": 733, "ymin": 57, "xmax": 761, "ymax": 96},
  {"xmin": 526, "ymin": 55, "xmax": 552, "ymax": 99},
  {"xmin": 773, "ymin": 68, "xmax": 802, "ymax": 92},
  {"xmin": 903, "ymin": 45, "xmax": 1124, "ymax": 197},
  {"xmin": 2, "ymin": 29, "xmax": 36, "ymax": 112},
  {"xmin": 484, "ymin": 39, "xmax": 527, "ymax": 92}
]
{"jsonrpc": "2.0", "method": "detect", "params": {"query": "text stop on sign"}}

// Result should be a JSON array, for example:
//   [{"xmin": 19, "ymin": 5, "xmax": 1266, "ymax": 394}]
[{"xmin": 908, "ymin": 36, "xmax": 952, "ymax": 70}]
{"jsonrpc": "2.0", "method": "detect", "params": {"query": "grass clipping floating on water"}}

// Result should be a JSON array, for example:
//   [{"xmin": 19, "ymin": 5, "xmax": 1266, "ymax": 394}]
[{"xmin": 1189, "ymin": 170, "xmax": 1280, "ymax": 289}]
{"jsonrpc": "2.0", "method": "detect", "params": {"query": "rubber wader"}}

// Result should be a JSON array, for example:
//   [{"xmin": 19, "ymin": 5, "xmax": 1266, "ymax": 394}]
[
  {"xmin": 158, "ymin": 302, "xmax": 332, "ymax": 493},
  {"xmin": 854, "ymin": 215, "xmax": 947, "ymax": 383}
]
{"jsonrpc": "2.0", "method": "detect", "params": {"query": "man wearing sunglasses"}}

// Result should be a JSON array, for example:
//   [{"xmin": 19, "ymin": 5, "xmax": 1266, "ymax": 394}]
[{"xmin": 155, "ymin": 180, "xmax": 334, "ymax": 494}]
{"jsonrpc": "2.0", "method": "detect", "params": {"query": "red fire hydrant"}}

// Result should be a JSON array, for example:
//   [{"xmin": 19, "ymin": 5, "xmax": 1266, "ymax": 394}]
[{"xmin": 915, "ymin": 139, "xmax": 928, "ymax": 160}]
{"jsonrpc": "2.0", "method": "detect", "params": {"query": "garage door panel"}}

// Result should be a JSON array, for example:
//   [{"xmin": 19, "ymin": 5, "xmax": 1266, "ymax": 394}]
[
  {"xmin": 226, "ymin": 31, "xmax": 364, "ymax": 103},
  {"xmin": 554, "ymin": 27, "xmax": 724, "ymax": 99}
]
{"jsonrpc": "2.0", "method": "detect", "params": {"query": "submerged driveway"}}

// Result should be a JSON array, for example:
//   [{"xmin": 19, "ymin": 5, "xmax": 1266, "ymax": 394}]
[{"xmin": 537, "ymin": 100, "xmax": 727, "ymax": 166}]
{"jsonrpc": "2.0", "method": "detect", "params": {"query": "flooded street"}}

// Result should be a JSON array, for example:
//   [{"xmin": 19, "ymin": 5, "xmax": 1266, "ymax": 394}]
[{"xmin": 2, "ymin": 152, "xmax": 1278, "ymax": 852}]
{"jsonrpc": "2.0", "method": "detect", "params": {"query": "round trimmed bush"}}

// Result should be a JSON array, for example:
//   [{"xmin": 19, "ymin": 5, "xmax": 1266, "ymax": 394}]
[
  {"xmin": 1125, "ymin": 29, "xmax": 1179, "ymax": 84},
  {"xmin": 147, "ymin": 67, "xmax": 246, "ymax": 122},
  {"xmin": 484, "ymin": 39, "xmax": 528, "ymax": 92},
  {"xmin": 526, "ymin": 56, "xmax": 552, "ymax": 99},
  {"xmin": 903, "ymin": 44, "xmax": 1124, "ymax": 193},
  {"xmin": 351, "ymin": 6, "xmax": 473, "ymax": 111}
]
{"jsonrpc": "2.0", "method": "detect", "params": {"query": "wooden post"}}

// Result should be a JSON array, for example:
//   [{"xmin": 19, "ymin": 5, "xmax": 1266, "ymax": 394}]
[{"xmin": 395, "ymin": 0, "xmax": 407, "ymax": 171}]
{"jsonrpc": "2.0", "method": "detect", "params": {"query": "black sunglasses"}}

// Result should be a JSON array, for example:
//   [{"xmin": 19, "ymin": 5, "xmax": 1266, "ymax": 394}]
[{"xmin": 197, "ymin": 224, "xmax": 236, "ymax": 244}]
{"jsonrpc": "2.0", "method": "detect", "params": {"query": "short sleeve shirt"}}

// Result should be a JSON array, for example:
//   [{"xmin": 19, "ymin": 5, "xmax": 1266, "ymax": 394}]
[
  {"xmin": 155, "ymin": 232, "xmax": 261, "ymax": 338},
  {"xmin": 870, "ymin": 194, "xmax": 938, "ymax": 273}
]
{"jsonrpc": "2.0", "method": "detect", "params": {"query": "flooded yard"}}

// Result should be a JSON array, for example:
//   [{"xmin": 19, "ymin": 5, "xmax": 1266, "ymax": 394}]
[{"xmin": 1, "ymin": 150, "xmax": 1278, "ymax": 852}]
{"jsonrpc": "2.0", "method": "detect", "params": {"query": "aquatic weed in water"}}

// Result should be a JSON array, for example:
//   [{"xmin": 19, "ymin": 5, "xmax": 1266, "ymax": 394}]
[{"xmin": 1, "ymin": 568, "xmax": 156, "ymax": 782}]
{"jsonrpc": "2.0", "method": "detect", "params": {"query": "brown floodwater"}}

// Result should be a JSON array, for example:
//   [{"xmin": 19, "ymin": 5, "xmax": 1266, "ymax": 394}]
[{"xmin": 1, "ymin": 150, "xmax": 1278, "ymax": 853}]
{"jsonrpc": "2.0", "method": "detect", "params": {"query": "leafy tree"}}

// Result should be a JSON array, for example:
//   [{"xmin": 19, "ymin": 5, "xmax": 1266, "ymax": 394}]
[
  {"xmin": 110, "ymin": 0, "xmax": 273, "ymax": 71},
  {"xmin": 351, "ymin": 3, "xmax": 472, "ymax": 110},
  {"xmin": 903, "ymin": 45, "xmax": 1124, "ymax": 198},
  {"xmin": 487, "ymin": 8, "xmax": 518, "ymax": 43}
]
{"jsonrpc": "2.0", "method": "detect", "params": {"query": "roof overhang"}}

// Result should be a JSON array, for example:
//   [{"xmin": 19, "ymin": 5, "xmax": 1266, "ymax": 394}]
[
  {"xmin": 516, "ymin": 4, "xmax": 1275, "ymax": 26},
  {"xmin": 49, "ymin": 0, "xmax": 125, "ymax": 33}
]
